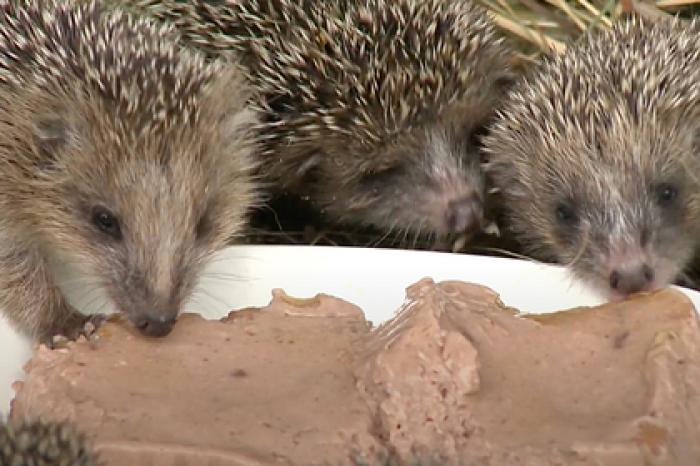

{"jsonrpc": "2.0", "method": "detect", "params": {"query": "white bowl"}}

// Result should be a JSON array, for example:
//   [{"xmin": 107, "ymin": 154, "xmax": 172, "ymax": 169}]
[{"xmin": 2, "ymin": 244, "xmax": 699, "ymax": 415}]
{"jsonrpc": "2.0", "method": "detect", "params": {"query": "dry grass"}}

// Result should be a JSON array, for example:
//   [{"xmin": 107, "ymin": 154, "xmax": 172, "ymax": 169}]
[{"xmin": 478, "ymin": 0, "xmax": 700, "ymax": 63}]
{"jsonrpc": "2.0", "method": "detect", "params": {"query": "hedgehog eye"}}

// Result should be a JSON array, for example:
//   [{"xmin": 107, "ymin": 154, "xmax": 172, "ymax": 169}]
[
  {"xmin": 33, "ymin": 117, "xmax": 75, "ymax": 170},
  {"xmin": 493, "ymin": 74, "xmax": 515, "ymax": 91},
  {"xmin": 555, "ymin": 202, "xmax": 578, "ymax": 227},
  {"xmin": 653, "ymin": 183, "xmax": 678, "ymax": 207},
  {"xmin": 479, "ymin": 150, "xmax": 490, "ymax": 165},
  {"xmin": 359, "ymin": 165, "xmax": 403, "ymax": 187},
  {"xmin": 91, "ymin": 206, "xmax": 122, "ymax": 240}
]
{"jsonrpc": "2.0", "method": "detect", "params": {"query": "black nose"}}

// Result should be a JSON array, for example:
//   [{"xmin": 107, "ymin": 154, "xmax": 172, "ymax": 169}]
[
  {"xmin": 609, "ymin": 264, "xmax": 654, "ymax": 295},
  {"xmin": 133, "ymin": 315, "xmax": 176, "ymax": 337},
  {"xmin": 446, "ymin": 195, "xmax": 483, "ymax": 234}
]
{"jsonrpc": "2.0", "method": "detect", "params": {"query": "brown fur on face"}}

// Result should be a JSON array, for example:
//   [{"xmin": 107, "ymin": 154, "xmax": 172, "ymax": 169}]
[
  {"xmin": 484, "ymin": 15, "xmax": 700, "ymax": 299},
  {"xmin": 300, "ymin": 101, "xmax": 501, "ymax": 238},
  {"xmin": 110, "ymin": 0, "xmax": 515, "ymax": 240},
  {"xmin": 0, "ymin": 0, "xmax": 258, "ymax": 341}
]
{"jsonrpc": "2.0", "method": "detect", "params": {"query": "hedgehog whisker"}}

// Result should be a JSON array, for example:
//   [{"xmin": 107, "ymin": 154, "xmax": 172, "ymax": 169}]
[
  {"xmin": 411, "ymin": 222, "xmax": 426, "ymax": 250},
  {"xmin": 400, "ymin": 221, "xmax": 414, "ymax": 247},
  {"xmin": 205, "ymin": 253, "xmax": 265, "ymax": 266},
  {"xmin": 200, "ymin": 272, "xmax": 253, "ymax": 282},
  {"xmin": 407, "ymin": 223, "xmax": 422, "ymax": 249},
  {"xmin": 387, "ymin": 220, "xmax": 403, "ymax": 247},
  {"xmin": 254, "ymin": 204, "xmax": 300, "ymax": 244},
  {"xmin": 367, "ymin": 222, "xmax": 394, "ymax": 248},
  {"xmin": 472, "ymin": 247, "xmax": 541, "ymax": 264},
  {"xmin": 427, "ymin": 231, "xmax": 439, "ymax": 250},
  {"xmin": 679, "ymin": 155, "xmax": 700, "ymax": 187},
  {"xmin": 80, "ymin": 289, "xmax": 110, "ymax": 315},
  {"xmin": 565, "ymin": 227, "xmax": 589, "ymax": 270},
  {"xmin": 71, "ymin": 284, "xmax": 105, "ymax": 306},
  {"xmin": 92, "ymin": 298, "xmax": 112, "ymax": 316},
  {"xmin": 677, "ymin": 270, "xmax": 697, "ymax": 290},
  {"xmin": 193, "ymin": 285, "xmax": 234, "ymax": 310}
]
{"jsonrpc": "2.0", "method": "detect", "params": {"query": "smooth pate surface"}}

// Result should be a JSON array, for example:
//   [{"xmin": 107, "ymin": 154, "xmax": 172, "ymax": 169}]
[
  {"xmin": 356, "ymin": 279, "xmax": 700, "ymax": 466},
  {"xmin": 11, "ymin": 290, "xmax": 380, "ymax": 466},
  {"xmin": 10, "ymin": 279, "xmax": 700, "ymax": 466}
]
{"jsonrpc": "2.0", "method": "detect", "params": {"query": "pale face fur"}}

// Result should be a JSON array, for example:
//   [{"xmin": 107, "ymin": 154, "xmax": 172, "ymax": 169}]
[
  {"xmin": 487, "ymin": 90, "xmax": 700, "ymax": 298},
  {"xmin": 485, "ymin": 16, "xmax": 700, "ymax": 300},
  {"xmin": 305, "ymin": 107, "xmax": 494, "ymax": 239},
  {"xmin": 0, "ymin": 71, "xmax": 257, "ymax": 335}
]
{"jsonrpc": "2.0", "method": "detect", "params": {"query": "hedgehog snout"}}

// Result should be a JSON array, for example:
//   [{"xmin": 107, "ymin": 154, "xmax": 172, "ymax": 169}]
[
  {"xmin": 116, "ymin": 261, "xmax": 181, "ymax": 337},
  {"xmin": 608, "ymin": 264, "xmax": 655, "ymax": 296},
  {"xmin": 604, "ymin": 242, "xmax": 657, "ymax": 297},
  {"xmin": 131, "ymin": 312, "xmax": 177, "ymax": 337}
]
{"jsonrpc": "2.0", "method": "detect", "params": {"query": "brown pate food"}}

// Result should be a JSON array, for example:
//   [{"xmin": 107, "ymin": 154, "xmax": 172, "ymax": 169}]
[{"xmin": 9, "ymin": 279, "xmax": 700, "ymax": 466}]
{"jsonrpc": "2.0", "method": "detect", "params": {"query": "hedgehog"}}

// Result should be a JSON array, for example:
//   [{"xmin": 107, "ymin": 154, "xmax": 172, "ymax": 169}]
[
  {"xmin": 0, "ymin": 419, "xmax": 99, "ymax": 466},
  {"xmin": 0, "ymin": 418, "xmax": 457, "ymax": 466},
  {"xmin": 483, "ymin": 15, "xmax": 700, "ymax": 299},
  {"xmin": 0, "ymin": 0, "xmax": 258, "ymax": 342},
  {"xmin": 110, "ymin": 0, "xmax": 515, "ymax": 243}
]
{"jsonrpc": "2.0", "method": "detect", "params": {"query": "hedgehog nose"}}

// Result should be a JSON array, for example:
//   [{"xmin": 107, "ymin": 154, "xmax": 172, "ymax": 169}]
[
  {"xmin": 446, "ymin": 195, "xmax": 483, "ymax": 234},
  {"xmin": 133, "ymin": 314, "xmax": 176, "ymax": 337},
  {"xmin": 609, "ymin": 264, "xmax": 655, "ymax": 296}
]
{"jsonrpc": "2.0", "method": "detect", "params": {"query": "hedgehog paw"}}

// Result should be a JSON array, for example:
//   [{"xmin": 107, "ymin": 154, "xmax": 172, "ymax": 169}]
[{"xmin": 41, "ymin": 310, "xmax": 107, "ymax": 348}]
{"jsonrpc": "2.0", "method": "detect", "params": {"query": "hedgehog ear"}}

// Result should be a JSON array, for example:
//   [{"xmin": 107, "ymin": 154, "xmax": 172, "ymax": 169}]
[
  {"xmin": 33, "ymin": 113, "xmax": 80, "ymax": 170},
  {"xmin": 202, "ymin": 65, "xmax": 259, "ymax": 145},
  {"xmin": 217, "ymin": 105, "xmax": 258, "ymax": 146},
  {"xmin": 493, "ymin": 72, "xmax": 516, "ymax": 92},
  {"xmin": 35, "ymin": 118, "xmax": 68, "ymax": 148}
]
